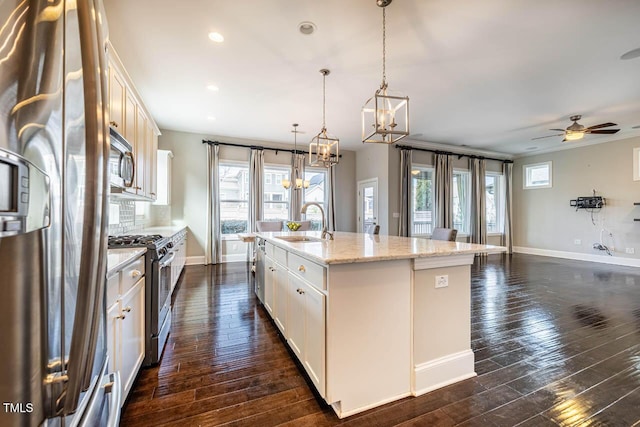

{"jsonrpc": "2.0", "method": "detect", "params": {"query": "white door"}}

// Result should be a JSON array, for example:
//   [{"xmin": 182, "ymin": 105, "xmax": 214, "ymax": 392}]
[{"xmin": 357, "ymin": 179, "xmax": 378, "ymax": 233}]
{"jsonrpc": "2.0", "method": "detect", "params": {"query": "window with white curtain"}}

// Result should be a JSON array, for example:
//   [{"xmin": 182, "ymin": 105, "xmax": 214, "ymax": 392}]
[
  {"xmin": 410, "ymin": 166, "xmax": 434, "ymax": 236},
  {"xmin": 302, "ymin": 168, "xmax": 327, "ymax": 230},
  {"xmin": 452, "ymin": 170, "xmax": 470, "ymax": 234},
  {"xmin": 485, "ymin": 173, "xmax": 503, "ymax": 234},
  {"xmin": 263, "ymin": 165, "xmax": 290, "ymax": 221},
  {"xmin": 219, "ymin": 162, "xmax": 250, "ymax": 235}
]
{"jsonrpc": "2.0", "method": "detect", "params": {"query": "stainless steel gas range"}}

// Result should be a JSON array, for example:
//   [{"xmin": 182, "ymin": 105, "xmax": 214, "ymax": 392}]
[{"xmin": 108, "ymin": 230, "xmax": 186, "ymax": 366}]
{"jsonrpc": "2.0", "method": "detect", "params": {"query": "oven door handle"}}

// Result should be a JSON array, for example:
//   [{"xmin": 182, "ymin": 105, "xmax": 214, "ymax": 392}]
[{"xmin": 159, "ymin": 252, "xmax": 176, "ymax": 268}]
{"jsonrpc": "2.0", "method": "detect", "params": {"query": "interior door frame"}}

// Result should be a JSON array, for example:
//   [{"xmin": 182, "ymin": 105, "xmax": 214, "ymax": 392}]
[{"xmin": 357, "ymin": 178, "xmax": 379, "ymax": 233}]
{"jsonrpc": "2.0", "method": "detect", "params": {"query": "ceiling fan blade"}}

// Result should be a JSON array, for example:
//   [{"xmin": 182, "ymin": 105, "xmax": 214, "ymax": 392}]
[
  {"xmin": 549, "ymin": 129, "xmax": 566, "ymax": 132},
  {"xmin": 532, "ymin": 134, "xmax": 564, "ymax": 140},
  {"xmin": 587, "ymin": 122, "xmax": 617, "ymax": 130},
  {"xmin": 587, "ymin": 129, "xmax": 620, "ymax": 135}
]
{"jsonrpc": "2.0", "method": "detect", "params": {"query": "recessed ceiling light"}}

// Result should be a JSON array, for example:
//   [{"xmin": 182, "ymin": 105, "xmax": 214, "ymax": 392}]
[
  {"xmin": 207, "ymin": 84, "xmax": 219, "ymax": 91},
  {"xmin": 298, "ymin": 21, "xmax": 316, "ymax": 35},
  {"xmin": 208, "ymin": 32, "xmax": 224, "ymax": 43},
  {"xmin": 207, "ymin": 116, "xmax": 216, "ymax": 121},
  {"xmin": 620, "ymin": 47, "xmax": 640, "ymax": 60},
  {"xmin": 526, "ymin": 146, "xmax": 538, "ymax": 150}
]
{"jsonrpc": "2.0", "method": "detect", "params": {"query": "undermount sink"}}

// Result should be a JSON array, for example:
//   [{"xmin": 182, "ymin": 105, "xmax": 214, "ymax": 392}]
[{"xmin": 275, "ymin": 235, "xmax": 324, "ymax": 243}]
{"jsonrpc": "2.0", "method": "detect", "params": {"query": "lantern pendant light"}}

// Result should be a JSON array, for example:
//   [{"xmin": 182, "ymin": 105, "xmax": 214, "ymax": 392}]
[
  {"xmin": 282, "ymin": 124, "xmax": 310, "ymax": 190},
  {"xmin": 362, "ymin": 0, "xmax": 409, "ymax": 144},
  {"xmin": 309, "ymin": 69, "xmax": 339, "ymax": 167}
]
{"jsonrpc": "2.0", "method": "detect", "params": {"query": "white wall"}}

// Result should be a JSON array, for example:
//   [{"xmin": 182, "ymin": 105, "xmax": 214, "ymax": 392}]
[
  {"xmin": 158, "ymin": 129, "xmax": 356, "ymax": 259},
  {"xmin": 513, "ymin": 136, "xmax": 640, "ymax": 262}
]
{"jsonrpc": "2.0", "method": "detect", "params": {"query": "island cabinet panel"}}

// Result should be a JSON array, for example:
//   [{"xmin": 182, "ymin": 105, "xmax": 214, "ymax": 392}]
[
  {"xmin": 273, "ymin": 260, "xmax": 288, "ymax": 335},
  {"xmin": 263, "ymin": 255, "xmax": 275, "ymax": 315},
  {"xmin": 287, "ymin": 272, "xmax": 326, "ymax": 396},
  {"xmin": 412, "ymin": 256, "xmax": 476, "ymax": 397},
  {"xmin": 325, "ymin": 260, "xmax": 412, "ymax": 417}
]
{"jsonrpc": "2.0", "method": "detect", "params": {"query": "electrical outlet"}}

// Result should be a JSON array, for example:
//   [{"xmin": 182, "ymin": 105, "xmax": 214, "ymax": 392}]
[
  {"xmin": 626, "ymin": 248, "xmax": 635, "ymax": 254},
  {"xmin": 574, "ymin": 239, "xmax": 581, "ymax": 245},
  {"xmin": 435, "ymin": 275, "xmax": 449, "ymax": 288},
  {"xmin": 392, "ymin": 212, "xmax": 400, "ymax": 218}
]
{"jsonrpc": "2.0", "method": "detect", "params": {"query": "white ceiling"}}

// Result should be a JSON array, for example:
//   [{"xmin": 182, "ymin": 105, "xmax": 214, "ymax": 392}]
[{"xmin": 103, "ymin": 0, "xmax": 640, "ymax": 156}]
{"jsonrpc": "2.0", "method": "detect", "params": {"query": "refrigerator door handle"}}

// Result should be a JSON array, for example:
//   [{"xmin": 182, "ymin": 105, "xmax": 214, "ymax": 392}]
[
  {"xmin": 104, "ymin": 372, "xmax": 122, "ymax": 427},
  {"xmin": 62, "ymin": 0, "xmax": 110, "ymax": 415}
]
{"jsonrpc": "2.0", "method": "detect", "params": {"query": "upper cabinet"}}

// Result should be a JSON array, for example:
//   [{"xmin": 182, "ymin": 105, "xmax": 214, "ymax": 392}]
[{"xmin": 107, "ymin": 42, "xmax": 160, "ymax": 202}]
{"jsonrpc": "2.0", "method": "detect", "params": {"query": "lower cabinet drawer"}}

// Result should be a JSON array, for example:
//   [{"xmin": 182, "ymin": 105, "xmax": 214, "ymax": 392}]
[
  {"xmin": 121, "ymin": 256, "xmax": 145, "ymax": 295},
  {"xmin": 288, "ymin": 252, "xmax": 326, "ymax": 291},
  {"xmin": 106, "ymin": 275, "xmax": 120, "ymax": 308}
]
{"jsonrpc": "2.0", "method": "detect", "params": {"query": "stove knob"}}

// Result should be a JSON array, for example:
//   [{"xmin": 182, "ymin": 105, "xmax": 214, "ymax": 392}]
[{"xmin": 167, "ymin": 242, "xmax": 174, "ymax": 249}]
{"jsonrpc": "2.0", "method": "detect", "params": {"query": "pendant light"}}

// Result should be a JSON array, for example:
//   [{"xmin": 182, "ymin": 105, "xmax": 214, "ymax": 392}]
[
  {"xmin": 282, "ymin": 123, "xmax": 310, "ymax": 190},
  {"xmin": 362, "ymin": 0, "xmax": 409, "ymax": 144},
  {"xmin": 309, "ymin": 69, "xmax": 339, "ymax": 167}
]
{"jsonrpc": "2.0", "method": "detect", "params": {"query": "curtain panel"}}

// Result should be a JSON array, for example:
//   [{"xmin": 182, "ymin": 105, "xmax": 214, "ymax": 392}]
[
  {"xmin": 503, "ymin": 162, "xmax": 514, "ymax": 253},
  {"xmin": 249, "ymin": 148, "xmax": 264, "ymax": 232},
  {"xmin": 470, "ymin": 158, "xmax": 487, "ymax": 245},
  {"xmin": 290, "ymin": 153, "xmax": 306, "ymax": 221},
  {"xmin": 398, "ymin": 148, "xmax": 412, "ymax": 236},
  {"xmin": 205, "ymin": 144, "xmax": 221, "ymax": 264},
  {"xmin": 434, "ymin": 153, "xmax": 453, "ymax": 228}
]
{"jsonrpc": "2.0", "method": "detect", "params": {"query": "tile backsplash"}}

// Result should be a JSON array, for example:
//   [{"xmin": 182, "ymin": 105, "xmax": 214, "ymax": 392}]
[{"xmin": 108, "ymin": 199, "xmax": 148, "ymax": 235}]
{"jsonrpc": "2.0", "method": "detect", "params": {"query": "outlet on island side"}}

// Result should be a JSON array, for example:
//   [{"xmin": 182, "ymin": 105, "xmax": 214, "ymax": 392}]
[
  {"xmin": 574, "ymin": 239, "xmax": 581, "ymax": 245},
  {"xmin": 626, "ymin": 248, "xmax": 635, "ymax": 254},
  {"xmin": 435, "ymin": 274, "xmax": 449, "ymax": 288}
]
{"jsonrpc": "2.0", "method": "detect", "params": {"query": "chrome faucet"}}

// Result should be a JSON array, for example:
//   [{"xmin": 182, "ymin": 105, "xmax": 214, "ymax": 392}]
[{"xmin": 301, "ymin": 202, "xmax": 333, "ymax": 240}]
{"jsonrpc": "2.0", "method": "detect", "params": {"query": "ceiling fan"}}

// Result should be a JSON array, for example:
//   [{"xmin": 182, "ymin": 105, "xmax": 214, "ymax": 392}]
[{"xmin": 532, "ymin": 115, "xmax": 620, "ymax": 142}]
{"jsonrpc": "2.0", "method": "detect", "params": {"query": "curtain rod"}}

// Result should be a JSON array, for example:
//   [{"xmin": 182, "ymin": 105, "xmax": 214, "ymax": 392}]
[
  {"xmin": 202, "ymin": 139, "xmax": 341, "ymax": 158},
  {"xmin": 395, "ymin": 144, "xmax": 513, "ymax": 164}
]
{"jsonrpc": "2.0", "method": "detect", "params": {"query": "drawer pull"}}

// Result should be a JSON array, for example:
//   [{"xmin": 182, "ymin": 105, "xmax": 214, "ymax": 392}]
[
  {"xmin": 123, "ymin": 306, "xmax": 132, "ymax": 313},
  {"xmin": 109, "ymin": 121, "xmax": 119, "ymax": 128},
  {"xmin": 116, "ymin": 314, "xmax": 126, "ymax": 320},
  {"xmin": 130, "ymin": 270, "xmax": 142, "ymax": 278},
  {"xmin": 298, "ymin": 265, "xmax": 306, "ymax": 272},
  {"xmin": 296, "ymin": 288, "xmax": 305, "ymax": 295}
]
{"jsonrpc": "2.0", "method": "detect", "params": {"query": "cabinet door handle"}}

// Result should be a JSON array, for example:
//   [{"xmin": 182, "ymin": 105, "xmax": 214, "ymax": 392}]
[
  {"xmin": 130, "ymin": 270, "xmax": 141, "ymax": 278},
  {"xmin": 298, "ymin": 265, "xmax": 306, "ymax": 272},
  {"xmin": 116, "ymin": 314, "xmax": 126, "ymax": 320},
  {"xmin": 151, "ymin": 192, "xmax": 156, "ymax": 196},
  {"xmin": 123, "ymin": 306, "xmax": 132, "ymax": 313},
  {"xmin": 134, "ymin": 186, "xmax": 142, "ymax": 190},
  {"xmin": 109, "ymin": 121, "xmax": 119, "ymax": 128}
]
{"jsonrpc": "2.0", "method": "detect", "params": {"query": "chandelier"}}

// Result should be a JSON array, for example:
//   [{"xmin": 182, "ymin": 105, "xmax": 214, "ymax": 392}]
[
  {"xmin": 362, "ymin": 0, "xmax": 409, "ymax": 144},
  {"xmin": 309, "ymin": 69, "xmax": 339, "ymax": 167},
  {"xmin": 282, "ymin": 123, "xmax": 310, "ymax": 190}
]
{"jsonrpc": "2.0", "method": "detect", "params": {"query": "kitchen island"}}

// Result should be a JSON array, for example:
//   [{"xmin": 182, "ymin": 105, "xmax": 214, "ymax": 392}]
[{"xmin": 254, "ymin": 231, "xmax": 506, "ymax": 418}]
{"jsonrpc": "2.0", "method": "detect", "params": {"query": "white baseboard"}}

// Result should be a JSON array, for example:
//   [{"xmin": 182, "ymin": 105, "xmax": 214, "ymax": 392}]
[
  {"xmin": 513, "ymin": 246, "xmax": 640, "ymax": 268},
  {"xmin": 413, "ymin": 350, "xmax": 476, "ymax": 397},
  {"xmin": 222, "ymin": 253, "xmax": 249, "ymax": 263},
  {"xmin": 330, "ymin": 392, "xmax": 412, "ymax": 419},
  {"xmin": 186, "ymin": 256, "xmax": 205, "ymax": 265}
]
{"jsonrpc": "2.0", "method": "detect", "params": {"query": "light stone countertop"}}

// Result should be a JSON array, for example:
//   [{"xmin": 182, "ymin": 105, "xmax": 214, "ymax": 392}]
[
  {"xmin": 107, "ymin": 248, "xmax": 146, "ymax": 278},
  {"xmin": 256, "ymin": 231, "xmax": 507, "ymax": 265}
]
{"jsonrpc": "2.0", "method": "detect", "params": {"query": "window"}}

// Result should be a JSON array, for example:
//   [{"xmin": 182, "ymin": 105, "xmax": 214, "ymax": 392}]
[
  {"xmin": 219, "ymin": 162, "xmax": 249, "ymax": 235},
  {"xmin": 263, "ymin": 166, "xmax": 290, "ymax": 221},
  {"xmin": 524, "ymin": 161, "xmax": 552, "ymax": 189},
  {"xmin": 485, "ymin": 174, "xmax": 502, "ymax": 234},
  {"xmin": 303, "ymin": 169, "xmax": 327, "ymax": 231},
  {"xmin": 452, "ymin": 170, "xmax": 470, "ymax": 234},
  {"xmin": 410, "ymin": 166, "xmax": 434, "ymax": 236}
]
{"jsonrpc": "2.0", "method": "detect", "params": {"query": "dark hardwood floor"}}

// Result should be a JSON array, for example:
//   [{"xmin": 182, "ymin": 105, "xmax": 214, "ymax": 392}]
[{"xmin": 121, "ymin": 254, "xmax": 640, "ymax": 426}]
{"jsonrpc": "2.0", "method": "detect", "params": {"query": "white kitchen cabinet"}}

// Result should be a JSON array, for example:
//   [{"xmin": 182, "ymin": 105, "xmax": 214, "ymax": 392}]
[
  {"xmin": 273, "ymin": 260, "xmax": 288, "ymax": 335},
  {"xmin": 264, "ymin": 255, "xmax": 275, "ymax": 315},
  {"xmin": 170, "ymin": 232, "xmax": 187, "ymax": 294},
  {"xmin": 287, "ymin": 272, "xmax": 326, "ymax": 396},
  {"xmin": 107, "ymin": 42, "xmax": 159, "ymax": 202},
  {"xmin": 106, "ymin": 254, "xmax": 146, "ymax": 407},
  {"xmin": 118, "ymin": 278, "xmax": 145, "ymax": 404}
]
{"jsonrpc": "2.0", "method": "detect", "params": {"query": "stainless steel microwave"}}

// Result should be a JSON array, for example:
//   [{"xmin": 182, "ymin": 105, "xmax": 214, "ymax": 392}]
[{"xmin": 109, "ymin": 127, "xmax": 134, "ymax": 189}]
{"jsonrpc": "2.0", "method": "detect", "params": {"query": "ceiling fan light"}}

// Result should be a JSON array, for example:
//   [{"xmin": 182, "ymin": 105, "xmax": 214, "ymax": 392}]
[{"xmin": 565, "ymin": 131, "xmax": 584, "ymax": 141}]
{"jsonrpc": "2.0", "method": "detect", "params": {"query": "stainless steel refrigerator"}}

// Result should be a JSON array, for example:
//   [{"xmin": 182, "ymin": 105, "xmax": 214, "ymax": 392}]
[{"xmin": 0, "ymin": 0, "xmax": 120, "ymax": 426}]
